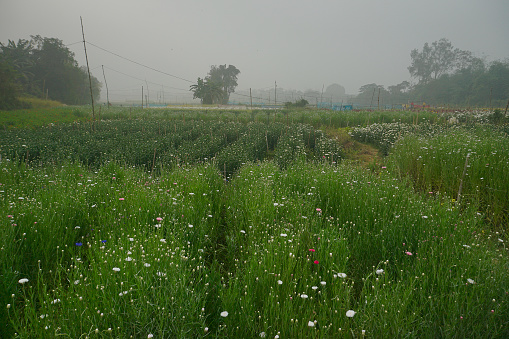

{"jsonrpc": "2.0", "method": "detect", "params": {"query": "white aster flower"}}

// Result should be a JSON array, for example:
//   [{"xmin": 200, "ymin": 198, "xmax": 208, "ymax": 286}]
[{"xmin": 346, "ymin": 310, "xmax": 356, "ymax": 318}]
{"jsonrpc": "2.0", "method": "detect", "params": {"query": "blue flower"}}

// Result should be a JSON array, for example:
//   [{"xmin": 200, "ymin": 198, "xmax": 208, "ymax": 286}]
[{"xmin": 75, "ymin": 242, "xmax": 83, "ymax": 246}]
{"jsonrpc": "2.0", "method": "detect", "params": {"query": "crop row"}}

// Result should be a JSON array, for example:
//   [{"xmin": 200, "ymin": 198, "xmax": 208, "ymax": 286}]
[{"xmin": 0, "ymin": 120, "xmax": 343, "ymax": 176}]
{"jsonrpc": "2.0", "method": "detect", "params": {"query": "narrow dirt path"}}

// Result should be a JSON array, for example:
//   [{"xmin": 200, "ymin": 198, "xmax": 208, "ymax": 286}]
[{"xmin": 325, "ymin": 127, "xmax": 383, "ymax": 167}]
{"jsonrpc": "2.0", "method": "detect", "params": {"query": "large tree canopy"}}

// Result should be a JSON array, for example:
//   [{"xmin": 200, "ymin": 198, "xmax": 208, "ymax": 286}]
[
  {"xmin": 189, "ymin": 77, "xmax": 224, "ymax": 105},
  {"xmin": 190, "ymin": 64, "xmax": 240, "ymax": 105},
  {"xmin": 0, "ymin": 35, "xmax": 101, "ymax": 108},
  {"xmin": 207, "ymin": 64, "xmax": 240, "ymax": 104},
  {"xmin": 408, "ymin": 38, "xmax": 476, "ymax": 84}
]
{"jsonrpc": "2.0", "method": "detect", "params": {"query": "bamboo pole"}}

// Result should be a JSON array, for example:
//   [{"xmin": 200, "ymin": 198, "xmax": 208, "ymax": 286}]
[{"xmin": 80, "ymin": 17, "xmax": 95, "ymax": 128}]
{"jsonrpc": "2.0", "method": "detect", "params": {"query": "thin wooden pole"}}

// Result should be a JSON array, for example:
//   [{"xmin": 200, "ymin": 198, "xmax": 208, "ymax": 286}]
[
  {"xmin": 274, "ymin": 81, "xmax": 277, "ymax": 107},
  {"xmin": 320, "ymin": 84, "xmax": 324, "ymax": 107},
  {"xmin": 102, "ymin": 65, "xmax": 110, "ymax": 107},
  {"xmin": 80, "ymin": 17, "xmax": 95, "ymax": 126},
  {"xmin": 145, "ymin": 80, "xmax": 150, "ymax": 107},
  {"xmin": 377, "ymin": 88, "xmax": 380, "ymax": 110}
]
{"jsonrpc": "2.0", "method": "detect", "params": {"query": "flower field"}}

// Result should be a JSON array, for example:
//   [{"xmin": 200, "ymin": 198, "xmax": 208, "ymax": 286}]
[{"xmin": 1, "ymin": 107, "xmax": 508, "ymax": 338}]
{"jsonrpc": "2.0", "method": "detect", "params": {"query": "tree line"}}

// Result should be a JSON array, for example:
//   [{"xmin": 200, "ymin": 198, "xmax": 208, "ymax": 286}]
[
  {"xmin": 354, "ymin": 38, "xmax": 509, "ymax": 108},
  {"xmin": 0, "ymin": 35, "xmax": 101, "ymax": 110}
]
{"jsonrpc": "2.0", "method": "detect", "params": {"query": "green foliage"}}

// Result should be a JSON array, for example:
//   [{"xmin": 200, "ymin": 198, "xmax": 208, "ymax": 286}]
[
  {"xmin": 207, "ymin": 64, "xmax": 240, "ymax": 104},
  {"xmin": 408, "ymin": 38, "xmax": 462, "ymax": 84},
  {"xmin": 190, "ymin": 65, "xmax": 240, "ymax": 105},
  {"xmin": 0, "ymin": 59, "xmax": 25, "ymax": 110},
  {"xmin": 1, "ymin": 159, "xmax": 507, "ymax": 338},
  {"xmin": 490, "ymin": 109, "xmax": 505, "ymax": 124},
  {"xmin": 1, "ymin": 108, "xmax": 509, "ymax": 337},
  {"xmin": 389, "ymin": 125, "xmax": 509, "ymax": 228},
  {"xmin": 0, "ymin": 36, "xmax": 101, "ymax": 105},
  {"xmin": 284, "ymin": 99, "xmax": 309, "ymax": 108},
  {"xmin": 350, "ymin": 122, "xmax": 443, "ymax": 155},
  {"xmin": 0, "ymin": 118, "xmax": 343, "ymax": 179},
  {"xmin": 189, "ymin": 77, "xmax": 224, "ymax": 105}
]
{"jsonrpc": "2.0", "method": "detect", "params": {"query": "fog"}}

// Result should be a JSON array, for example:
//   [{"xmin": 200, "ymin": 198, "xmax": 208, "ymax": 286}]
[{"xmin": 2, "ymin": 0, "xmax": 508, "ymax": 103}]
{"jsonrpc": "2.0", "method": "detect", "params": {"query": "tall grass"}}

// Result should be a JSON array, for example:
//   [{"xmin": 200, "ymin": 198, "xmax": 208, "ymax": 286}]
[
  {"xmin": 389, "ymin": 125, "xmax": 509, "ymax": 230},
  {"xmin": 2, "ymin": 158, "xmax": 507, "ymax": 338}
]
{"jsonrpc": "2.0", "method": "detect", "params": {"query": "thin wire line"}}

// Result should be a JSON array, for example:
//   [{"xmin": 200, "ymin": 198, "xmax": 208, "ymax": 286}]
[
  {"xmin": 65, "ymin": 41, "xmax": 83, "ymax": 47},
  {"xmin": 103, "ymin": 65, "xmax": 190, "ymax": 92},
  {"xmin": 86, "ymin": 41, "xmax": 194, "ymax": 83}
]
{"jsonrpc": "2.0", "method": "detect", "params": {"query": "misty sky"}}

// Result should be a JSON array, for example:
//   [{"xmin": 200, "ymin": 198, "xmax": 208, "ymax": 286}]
[{"xmin": 2, "ymin": 0, "xmax": 508, "ymax": 103}]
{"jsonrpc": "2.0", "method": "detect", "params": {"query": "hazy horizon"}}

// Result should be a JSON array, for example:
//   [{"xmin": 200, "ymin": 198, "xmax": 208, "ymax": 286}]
[{"xmin": 2, "ymin": 0, "xmax": 508, "ymax": 103}]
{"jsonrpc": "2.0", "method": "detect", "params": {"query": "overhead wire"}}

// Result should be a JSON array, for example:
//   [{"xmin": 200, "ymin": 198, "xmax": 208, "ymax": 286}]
[
  {"xmin": 65, "ymin": 40, "xmax": 84, "ymax": 47},
  {"xmin": 74, "ymin": 39, "xmax": 328, "ymax": 104},
  {"xmin": 102, "ymin": 65, "xmax": 190, "ymax": 92},
  {"xmin": 85, "ymin": 41, "xmax": 194, "ymax": 83}
]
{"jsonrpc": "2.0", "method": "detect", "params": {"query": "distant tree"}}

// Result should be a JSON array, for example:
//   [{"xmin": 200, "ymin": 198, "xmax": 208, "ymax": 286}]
[
  {"xmin": 206, "ymin": 64, "xmax": 240, "ymax": 104},
  {"xmin": 387, "ymin": 81, "xmax": 411, "ymax": 105},
  {"xmin": 189, "ymin": 77, "xmax": 224, "ymax": 104},
  {"xmin": 0, "ymin": 39, "xmax": 36, "ymax": 94},
  {"xmin": 324, "ymin": 83, "xmax": 346, "ymax": 102},
  {"xmin": 0, "ymin": 59, "xmax": 23, "ymax": 109},
  {"xmin": 0, "ymin": 35, "xmax": 101, "ymax": 105},
  {"xmin": 408, "ymin": 38, "xmax": 474, "ymax": 84},
  {"xmin": 284, "ymin": 98, "xmax": 308, "ymax": 108},
  {"xmin": 355, "ymin": 83, "xmax": 390, "ymax": 108}
]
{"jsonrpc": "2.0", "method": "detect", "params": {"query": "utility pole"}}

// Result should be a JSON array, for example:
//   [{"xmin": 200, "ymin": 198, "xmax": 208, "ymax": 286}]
[
  {"xmin": 102, "ymin": 65, "xmax": 110, "ymax": 107},
  {"xmin": 370, "ymin": 87, "xmax": 376, "ymax": 109},
  {"xmin": 141, "ymin": 86, "xmax": 144, "ymax": 108},
  {"xmin": 145, "ymin": 80, "xmax": 150, "ymax": 107},
  {"xmin": 80, "ymin": 16, "xmax": 95, "ymax": 125},
  {"xmin": 275, "ymin": 81, "xmax": 277, "ymax": 107},
  {"xmin": 377, "ymin": 88, "xmax": 380, "ymax": 110},
  {"xmin": 320, "ymin": 84, "xmax": 324, "ymax": 107}
]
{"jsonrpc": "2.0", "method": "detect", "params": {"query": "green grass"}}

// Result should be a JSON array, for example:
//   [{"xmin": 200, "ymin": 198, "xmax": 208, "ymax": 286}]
[
  {"xmin": 389, "ymin": 125, "xmax": 509, "ymax": 230},
  {"xmin": 0, "ymin": 106, "xmax": 91, "ymax": 129},
  {"xmin": 1, "ymin": 159, "xmax": 507, "ymax": 338},
  {"xmin": 0, "ymin": 107, "xmax": 508, "ymax": 338}
]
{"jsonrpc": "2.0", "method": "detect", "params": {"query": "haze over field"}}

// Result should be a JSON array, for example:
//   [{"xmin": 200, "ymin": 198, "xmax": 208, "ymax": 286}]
[{"xmin": 1, "ymin": 0, "xmax": 508, "ymax": 103}]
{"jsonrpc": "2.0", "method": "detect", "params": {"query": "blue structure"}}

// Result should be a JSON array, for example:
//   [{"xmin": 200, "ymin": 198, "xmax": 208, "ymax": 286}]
[{"xmin": 317, "ymin": 102, "xmax": 353, "ymax": 111}]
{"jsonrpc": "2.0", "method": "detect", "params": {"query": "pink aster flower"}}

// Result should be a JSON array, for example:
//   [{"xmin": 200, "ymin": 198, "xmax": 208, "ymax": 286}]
[
  {"xmin": 405, "ymin": 251, "xmax": 413, "ymax": 256},
  {"xmin": 314, "ymin": 260, "xmax": 319, "ymax": 264},
  {"xmin": 309, "ymin": 249, "xmax": 315, "ymax": 252}
]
